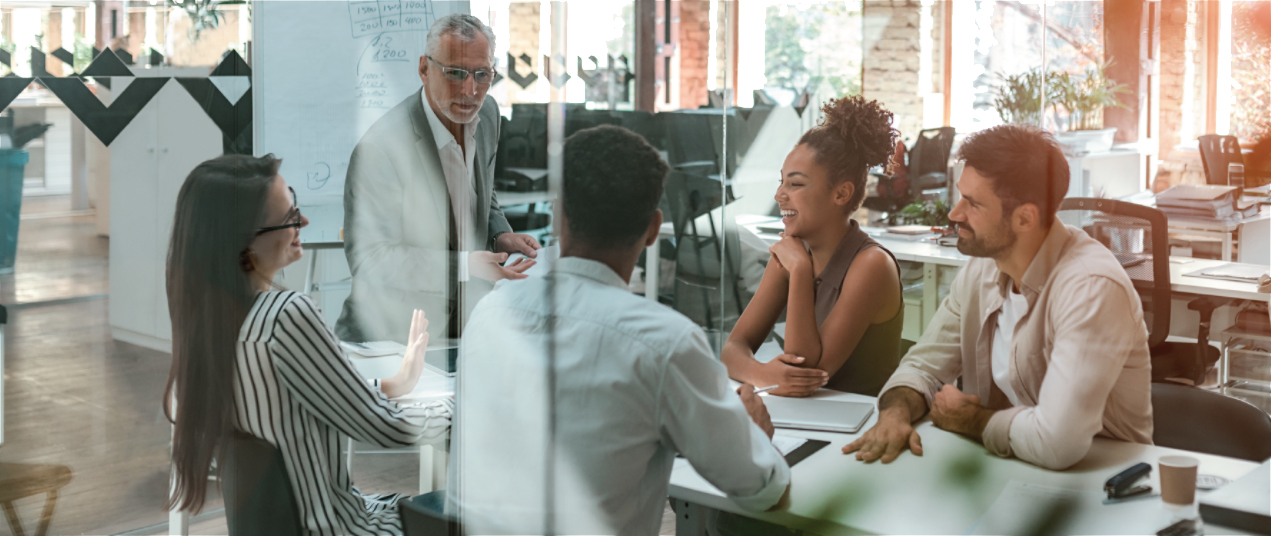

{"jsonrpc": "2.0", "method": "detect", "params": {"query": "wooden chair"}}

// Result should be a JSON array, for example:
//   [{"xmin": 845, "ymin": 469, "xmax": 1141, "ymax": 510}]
[{"xmin": 0, "ymin": 463, "xmax": 73, "ymax": 536}]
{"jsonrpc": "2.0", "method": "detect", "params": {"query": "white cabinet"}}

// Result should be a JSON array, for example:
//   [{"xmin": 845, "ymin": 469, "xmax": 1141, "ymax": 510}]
[{"xmin": 109, "ymin": 78, "xmax": 221, "ymax": 352}]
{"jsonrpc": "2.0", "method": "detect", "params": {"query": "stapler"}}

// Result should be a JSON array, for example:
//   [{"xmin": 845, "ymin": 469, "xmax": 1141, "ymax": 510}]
[{"xmin": 1105, "ymin": 462, "xmax": 1153, "ymax": 501}]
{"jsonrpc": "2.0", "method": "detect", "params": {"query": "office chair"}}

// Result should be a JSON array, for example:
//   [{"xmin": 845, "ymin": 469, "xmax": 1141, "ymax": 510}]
[
  {"xmin": 1057, "ymin": 198, "xmax": 1223, "ymax": 386},
  {"xmin": 661, "ymin": 171, "xmax": 747, "ymax": 330},
  {"xmin": 662, "ymin": 112, "xmax": 720, "ymax": 176},
  {"xmin": 1198, "ymin": 135, "xmax": 1245, "ymax": 187},
  {"xmin": 616, "ymin": 110, "xmax": 665, "ymax": 150},
  {"xmin": 222, "ymin": 432, "xmax": 302, "ymax": 536},
  {"xmin": 1198, "ymin": 134, "xmax": 1271, "ymax": 189},
  {"xmin": 864, "ymin": 128, "xmax": 956, "ymax": 220},
  {"xmin": 906, "ymin": 127, "xmax": 956, "ymax": 200},
  {"xmin": 399, "ymin": 490, "xmax": 463, "ymax": 536},
  {"xmin": 1151, "ymin": 382, "xmax": 1271, "ymax": 462}
]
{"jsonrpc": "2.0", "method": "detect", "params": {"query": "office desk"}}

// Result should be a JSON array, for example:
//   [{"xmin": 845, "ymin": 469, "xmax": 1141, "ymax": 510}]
[
  {"xmin": 347, "ymin": 354, "xmax": 454, "ymax": 494},
  {"xmin": 669, "ymin": 390, "xmax": 1264, "ymax": 535},
  {"xmin": 1168, "ymin": 212, "xmax": 1270, "ymax": 264},
  {"xmin": 300, "ymin": 240, "xmax": 345, "ymax": 296},
  {"xmin": 496, "ymin": 190, "xmax": 555, "ymax": 207}
]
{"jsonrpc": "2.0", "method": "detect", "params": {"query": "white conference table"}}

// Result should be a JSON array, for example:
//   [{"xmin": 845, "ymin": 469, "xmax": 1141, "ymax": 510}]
[
  {"xmin": 347, "ymin": 354, "xmax": 455, "ymax": 494},
  {"xmin": 669, "ymin": 389, "xmax": 1266, "ymax": 535}
]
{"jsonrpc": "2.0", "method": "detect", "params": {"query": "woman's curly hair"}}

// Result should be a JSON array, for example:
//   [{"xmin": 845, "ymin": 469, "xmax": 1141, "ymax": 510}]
[{"xmin": 796, "ymin": 95, "xmax": 898, "ymax": 212}]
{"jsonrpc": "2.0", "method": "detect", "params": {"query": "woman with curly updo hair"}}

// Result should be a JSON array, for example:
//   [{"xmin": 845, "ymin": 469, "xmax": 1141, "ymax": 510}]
[{"xmin": 722, "ymin": 95, "xmax": 904, "ymax": 398}]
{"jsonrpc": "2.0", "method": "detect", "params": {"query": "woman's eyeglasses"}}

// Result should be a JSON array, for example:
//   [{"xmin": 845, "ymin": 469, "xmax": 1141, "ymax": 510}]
[
  {"xmin": 428, "ymin": 56, "xmax": 496, "ymax": 86},
  {"xmin": 256, "ymin": 187, "xmax": 303, "ymax": 235}
]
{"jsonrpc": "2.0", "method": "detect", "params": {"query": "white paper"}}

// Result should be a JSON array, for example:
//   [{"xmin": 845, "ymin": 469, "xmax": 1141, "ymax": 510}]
[
  {"xmin": 501, "ymin": 245, "xmax": 559, "ymax": 280},
  {"xmin": 970, "ymin": 481, "xmax": 1177, "ymax": 535},
  {"xmin": 772, "ymin": 434, "xmax": 808, "ymax": 456}
]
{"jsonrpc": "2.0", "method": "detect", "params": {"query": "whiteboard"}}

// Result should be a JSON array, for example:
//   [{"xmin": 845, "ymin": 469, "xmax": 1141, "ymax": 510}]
[{"xmin": 252, "ymin": 0, "xmax": 470, "ymax": 240}]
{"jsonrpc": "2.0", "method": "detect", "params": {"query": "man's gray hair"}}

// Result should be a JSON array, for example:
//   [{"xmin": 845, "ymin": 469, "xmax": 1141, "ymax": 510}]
[{"xmin": 425, "ymin": 13, "xmax": 496, "ymax": 62}]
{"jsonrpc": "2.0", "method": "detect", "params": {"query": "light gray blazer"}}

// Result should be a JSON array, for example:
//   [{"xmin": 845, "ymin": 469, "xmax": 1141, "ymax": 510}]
[{"xmin": 336, "ymin": 90, "xmax": 512, "ymax": 343}]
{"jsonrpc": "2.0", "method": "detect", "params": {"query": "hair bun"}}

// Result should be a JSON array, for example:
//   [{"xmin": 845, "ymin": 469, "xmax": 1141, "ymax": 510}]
[{"xmin": 817, "ymin": 95, "xmax": 898, "ymax": 170}]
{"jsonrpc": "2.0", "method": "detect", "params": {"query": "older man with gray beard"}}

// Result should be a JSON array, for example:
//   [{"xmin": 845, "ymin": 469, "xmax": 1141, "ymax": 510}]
[{"xmin": 337, "ymin": 14, "xmax": 541, "ymax": 344}]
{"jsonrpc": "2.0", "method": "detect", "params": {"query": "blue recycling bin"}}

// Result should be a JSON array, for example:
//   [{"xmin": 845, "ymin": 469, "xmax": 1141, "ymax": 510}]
[{"xmin": 0, "ymin": 150, "xmax": 28, "ymax": 273}]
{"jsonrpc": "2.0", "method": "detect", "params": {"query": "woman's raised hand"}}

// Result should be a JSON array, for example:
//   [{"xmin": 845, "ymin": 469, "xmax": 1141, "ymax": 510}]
[{"xmin": 382, "ymin": 309, "xmax": 429, "ymax": 398}]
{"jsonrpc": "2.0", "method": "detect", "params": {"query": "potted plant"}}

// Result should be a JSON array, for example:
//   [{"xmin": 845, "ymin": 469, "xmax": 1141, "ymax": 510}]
[
  {"xmin": 0, "ymin": 117, "xmax": 51, "ymax": 273},
  {"xmin": 898, "ymin": 200, "xmax": 951, "ymax": 228},
  {"xmin": 1048, "ymin": 61, "xmax": 1129, "ymax": 154},
  {"xmin": 992, "ymin": 69, "xmax": 1048, "ymax": 126}
]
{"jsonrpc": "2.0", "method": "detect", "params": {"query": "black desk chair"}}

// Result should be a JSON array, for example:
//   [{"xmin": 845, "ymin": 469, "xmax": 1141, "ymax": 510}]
[
  {"xmin": 222, "ymin": 432, "xmax": 302, "ymax": 536},
  {"xmin": 660, "ymin": 171, "xmax": 747, "ymax": 329},
  {"xmin": 1198, "ymin": 134, "xmax": 1245, "ymax": 187},
  {"xmin": 399, "ymin": 490, "xmax": 462, "ymax": 536},
  {"xmin": 1057, "ymin": 198, "xmax": 1223, "ymax": 386},
  {"xmin": 907, "ymin": 127, "xmax": 956, "ymax": 199},
  {"xmin": 863, "ymin": 127, "xmax": 956, "ymax": 221},
  {"xmin": 1151, "ymin": 382, "xmax": 1271, "ymax": 462},
  {"xmin": 1198, "ymin": 134, "xmax": 1271, "ymax": 189}
]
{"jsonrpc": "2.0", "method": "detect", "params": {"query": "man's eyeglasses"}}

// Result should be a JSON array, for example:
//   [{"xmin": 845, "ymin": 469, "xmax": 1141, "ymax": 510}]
[
  {"xmin": 257, "ymin": 187, "xmax": 303, "ymax": 235},
  {"xmin": 428, "ymin": 56, "xmax": 496, "ymax": 86}
]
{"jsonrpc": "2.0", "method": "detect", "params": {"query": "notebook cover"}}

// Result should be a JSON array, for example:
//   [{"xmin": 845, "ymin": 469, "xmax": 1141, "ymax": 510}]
[{"xmin": 784, "ymin": 439, "xmax": 829, "ymax": 467}]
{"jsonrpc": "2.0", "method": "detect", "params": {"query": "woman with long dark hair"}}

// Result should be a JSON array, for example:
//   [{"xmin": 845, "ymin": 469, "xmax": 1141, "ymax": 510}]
[
  {"xmin": 721, "ymin": 95, "xmax": 905, "ymax": 398},
  {"xmin": 163, "ymin": 154, "xmax": 449, "ymax": 534}
]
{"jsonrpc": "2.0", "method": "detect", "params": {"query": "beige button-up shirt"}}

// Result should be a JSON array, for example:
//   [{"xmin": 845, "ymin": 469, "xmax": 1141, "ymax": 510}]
[{"xmin": 881, "ymin": 222, "xmax": 1154, "ymax": 470}]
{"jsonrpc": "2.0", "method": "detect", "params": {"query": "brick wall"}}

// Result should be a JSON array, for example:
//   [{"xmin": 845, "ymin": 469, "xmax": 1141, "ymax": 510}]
[
  {"xmin": 506, "ymin": 1, "xmax": 540, "ymax": 102},
  {"xmin": 714, "ymin": 1, "xmax": 727, "ymax": 92},
  {"xmin": 47, "ymin": 10, "xmax": 64, "ymax": 76},
  {"xmin": 863, "ymin": 0, "xmax": 923, "ymax": 138},
  {"xmin": 678, "ymin": 1, "xmax": 711, "ymax": 109},
  {"xmin": 1159, "ymin": 0, "xmax": 1188, "ymax": 160}
]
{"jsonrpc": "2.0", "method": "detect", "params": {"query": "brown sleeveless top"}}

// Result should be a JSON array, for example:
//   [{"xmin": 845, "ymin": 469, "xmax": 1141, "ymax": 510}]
[{"xmin": 811, "ymin": 220, "xmax": 904, "ymax": 396}]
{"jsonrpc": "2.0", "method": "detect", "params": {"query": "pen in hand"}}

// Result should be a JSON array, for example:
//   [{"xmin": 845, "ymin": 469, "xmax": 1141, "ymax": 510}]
[{"xmin": 753, "ymin": 385, "xmax": 779, "ymax": 394}]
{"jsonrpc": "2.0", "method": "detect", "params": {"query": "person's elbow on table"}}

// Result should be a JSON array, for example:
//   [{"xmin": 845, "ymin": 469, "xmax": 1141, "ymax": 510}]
[
  {"xmin": 985, "ymin": 409, "xmax": 1095, "ymax": 471},
  {"xmin": 726, "ymin": 463, "xmax": 791, "ymax": 513}
]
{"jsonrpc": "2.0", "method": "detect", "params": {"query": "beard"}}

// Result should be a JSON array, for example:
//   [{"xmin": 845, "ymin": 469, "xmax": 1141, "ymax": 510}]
[
  {"xmin": 439, "ymin": 98, "xmax": 482, "ymax": 125},
  {"xmin": 955, "ymin": 218, "xmax": 1017, "ymax": 258}
]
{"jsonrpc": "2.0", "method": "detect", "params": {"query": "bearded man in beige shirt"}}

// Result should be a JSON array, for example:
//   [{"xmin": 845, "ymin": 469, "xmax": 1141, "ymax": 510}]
[{"xmin": 844, "ymin": 124, "xmax": 1153, "ymax": 470}]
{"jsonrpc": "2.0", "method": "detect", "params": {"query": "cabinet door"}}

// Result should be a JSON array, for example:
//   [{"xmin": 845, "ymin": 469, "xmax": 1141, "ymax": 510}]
[
  {"xmin": 108, "ymin": 85, "xmax": 162, "ymax": 340},
  {"xmin": 153, "ymin": 82, "xmax": 223, "ymax": 342}
]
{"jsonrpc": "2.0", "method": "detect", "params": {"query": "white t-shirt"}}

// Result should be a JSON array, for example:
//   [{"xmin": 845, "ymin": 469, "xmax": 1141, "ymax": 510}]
[{"xmin": 992, "ymin": 289, "xmax": 1029, "ymax": 407}]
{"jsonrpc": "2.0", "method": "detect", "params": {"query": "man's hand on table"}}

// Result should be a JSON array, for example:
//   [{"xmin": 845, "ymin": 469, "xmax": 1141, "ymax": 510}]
[
  {"xmin": 930, "ymin": 384, "xmax": 994, "ymax": 441},
  {"xmin": 737, "ymin": 383, "xmax": 776, "ymax": 439},
  {"xmin": 495, "ymin": 232, "xmax": 542, "ymax": 258},
  {"xmin": 842, "ymin": 386, "xmax": 927, "ymax": 463},
  {"xmin": 842, "ymin": 407, "xmax": 923, "ymax": 463},
  {"xmin": 469, "ymin": 251, "xmax": 535, "ymax": 282}
]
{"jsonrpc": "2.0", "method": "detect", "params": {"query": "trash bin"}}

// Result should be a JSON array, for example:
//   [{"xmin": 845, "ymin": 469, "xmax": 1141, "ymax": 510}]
[{"xmin": 0, "ymin": 150, "xmax": 28, "ymax": 274}]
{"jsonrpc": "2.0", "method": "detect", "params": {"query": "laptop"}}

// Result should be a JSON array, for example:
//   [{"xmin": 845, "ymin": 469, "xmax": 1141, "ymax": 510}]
[{"xmin": 762, "ymin": 397, "xmax": 875, "ymax": 434}]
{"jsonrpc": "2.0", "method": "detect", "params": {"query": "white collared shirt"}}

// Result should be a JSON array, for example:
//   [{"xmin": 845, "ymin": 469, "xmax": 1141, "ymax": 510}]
[
  {"xmin": 452, "ymin": 257, "xmax": 790, "ymax": 535},
  {"xmin": 421, "ymin": 90, "xmax": 480, "ymax": 252}
]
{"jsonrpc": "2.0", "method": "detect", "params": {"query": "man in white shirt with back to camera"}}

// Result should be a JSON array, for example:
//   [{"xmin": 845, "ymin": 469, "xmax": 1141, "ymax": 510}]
[{"xmin": 452, "ymin": 125, "xmax": 790, "ymax": 535}]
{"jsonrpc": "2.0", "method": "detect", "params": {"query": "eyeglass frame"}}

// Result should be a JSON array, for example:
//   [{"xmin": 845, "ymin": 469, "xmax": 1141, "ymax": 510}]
[
  {"xmin": 256, "ymin": 187, "xmax": 303, "ymax": 235},
  {"xmin": 426, "ymin": 56, "xmax": 497, "ymax": 86}
]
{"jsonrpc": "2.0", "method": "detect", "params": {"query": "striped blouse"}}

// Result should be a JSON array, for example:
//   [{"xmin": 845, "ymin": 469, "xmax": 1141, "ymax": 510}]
[{"xmin": 233, "ymin": 290, "xmax": 452, "ymax": 535}]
